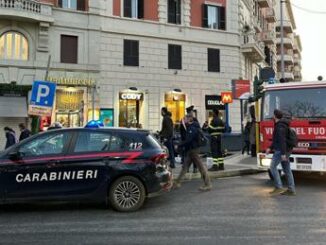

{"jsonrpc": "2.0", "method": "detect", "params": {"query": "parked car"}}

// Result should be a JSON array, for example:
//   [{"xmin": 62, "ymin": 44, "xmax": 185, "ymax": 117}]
[{"xmin": 0, "ymin": 127, "xmax": 172, "ymax": 212}]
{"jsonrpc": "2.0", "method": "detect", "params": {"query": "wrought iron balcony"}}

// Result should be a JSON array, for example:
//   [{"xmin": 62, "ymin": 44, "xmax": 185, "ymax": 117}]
[{"xmin": 0, "ymin": 0, "xmax": 53, "ymax": 23}]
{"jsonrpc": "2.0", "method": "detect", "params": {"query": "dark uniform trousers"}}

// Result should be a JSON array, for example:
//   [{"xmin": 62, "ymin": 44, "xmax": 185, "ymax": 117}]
[{"xmin": 211, "ymin": 135, "xmax": 223, "ymax": 166}]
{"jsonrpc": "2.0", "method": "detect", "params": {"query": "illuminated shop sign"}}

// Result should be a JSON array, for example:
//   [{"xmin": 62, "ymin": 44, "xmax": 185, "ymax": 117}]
[
  {"xmin": 120, "ymin": 93, "xmax": 143, "ymax": 100},
  {"xmin": 205, "ymin": 95, "xmax": 225, "ymax": 110},
  {"xmin": 48, "ymin": 77, "xmax": 96, "ymax": 87}
]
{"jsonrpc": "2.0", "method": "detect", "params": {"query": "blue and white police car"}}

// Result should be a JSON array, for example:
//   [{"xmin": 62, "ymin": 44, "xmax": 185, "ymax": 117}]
[{"xmin": 0, "ymin": 127, "xmax": 172, "ymax": 212}]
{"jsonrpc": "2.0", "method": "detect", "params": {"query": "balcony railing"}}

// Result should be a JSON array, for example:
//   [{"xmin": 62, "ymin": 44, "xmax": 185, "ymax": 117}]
[
  {"xmin": 265, "ymin": 8, "xmax": 276, "ymax": 23},
  {"xmin": 0, "ymin": 0, "xmax": 41, "ymax": 13},
  {"xmin": 260, "ymin": 30, "xmax": 275, "ymax": 44},
  {"xmin": 0, "ymin": 0, "xmax": 53, "ymax": 22},
  {"xmin": 241, "ymin": 34, "xmax": 265, "ymax": 62}
]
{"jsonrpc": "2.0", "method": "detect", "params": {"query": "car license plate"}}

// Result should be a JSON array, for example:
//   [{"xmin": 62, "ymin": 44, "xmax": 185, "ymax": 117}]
[{"xmin": 296, "ymin": 164, "xmax": 312, "ymax": 170}]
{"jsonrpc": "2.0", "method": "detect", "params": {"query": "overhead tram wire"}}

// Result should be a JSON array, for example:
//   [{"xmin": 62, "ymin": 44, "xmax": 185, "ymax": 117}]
[{"xmin": 291, "ymin": 3, "xmax": 326, "ymax": 15}]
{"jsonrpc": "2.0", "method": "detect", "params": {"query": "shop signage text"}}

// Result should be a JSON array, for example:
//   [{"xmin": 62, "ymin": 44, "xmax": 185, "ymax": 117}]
[
  {"xmin": 205, "ymin": 95, "xmax": 225, "ymax": 110},
  {"xmin": 48, "ymin": 77, "xmax": 95, "ymax": 87},
  {"xmin": 120, "ymin": 93, "xmax": 143, "ymax": 100}
]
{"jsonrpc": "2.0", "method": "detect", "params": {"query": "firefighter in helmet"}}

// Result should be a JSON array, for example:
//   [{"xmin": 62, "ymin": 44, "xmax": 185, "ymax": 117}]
[{"xmin": 208, "ymin": 107, "xmax": 226, "ymax": 171}]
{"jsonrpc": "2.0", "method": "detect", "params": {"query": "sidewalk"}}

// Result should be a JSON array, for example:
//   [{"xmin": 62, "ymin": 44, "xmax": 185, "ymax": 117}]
[{"xmin": 171, "ymin": 153, "xmax": 265, "ymax": 180}]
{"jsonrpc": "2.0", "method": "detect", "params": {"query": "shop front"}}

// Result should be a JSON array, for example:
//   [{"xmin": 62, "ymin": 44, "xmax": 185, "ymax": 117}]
[
  {"xmin": 164, "ymin": 90, "xmax": 186, "ymax": 123},
  {"xmin": 205, "ymin": 95, "xmax": 226, "ymax": 123},
  {"xmin": 119, "ymin": 89, "xmax": 144, "ymax": 128},
  {"xmin": 43, "ymin": 77, "xmax": 96, "ymax": 130}
]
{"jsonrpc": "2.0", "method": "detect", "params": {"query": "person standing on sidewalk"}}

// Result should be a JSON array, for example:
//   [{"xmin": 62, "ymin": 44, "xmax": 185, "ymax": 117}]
[
  {"xmin": 179, "ymin": 105, "xmax": 198, "ymax": 173},
  {"xmin": 18, "ymin": 123, "xmax": 31, "ymax": 141},
  {"xmin": 160, "ymin": 107, "xmax": 175, "ymax": 168},
  {"xmin": 208, "ymin": 108, "xmax": 226, "ymax": 171},
  {"xmin": 4, "ymin": 127, "xmax": 18, "ymax": 149},
  {"xmin": 266, "ymin": 109, "xmax": 296, "ymax": 196},
  {"xmin": 174, "ymin": 113, "xmax": 212, "ymax": 191}
]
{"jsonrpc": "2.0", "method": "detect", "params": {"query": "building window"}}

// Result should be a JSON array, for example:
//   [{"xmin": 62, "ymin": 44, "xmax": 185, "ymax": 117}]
[
  {"xmin": 58, "ymin": 0, "xmax": 86, "ymax": 11},
  {"xmin": 168, "ymin": 0, "xmax": 181, "ymax": 24},
  {"xmin": 124, "ymin": 0, "xmax": 144, "ymax": 19},
  {"xmin": 0, "ymin": 32, "xmax": 28, "ymax": 60},
  {"xmin": 168, "ymin": 44, "xmax": 182, "ymax": 70},
  {"xmin": 60, "ymin": 35, "xmax": 78, "ymax": 64},
  {"xmin": 202, "ymin": 5, "xmax": 226, "ymax": 30},
  {"xmin": 207, "ymin": 48, "xmax": 220, "ymax": 72},
  {"xmin": 124, "ymin": 40, "xmax": 139, "ymax": 66}
]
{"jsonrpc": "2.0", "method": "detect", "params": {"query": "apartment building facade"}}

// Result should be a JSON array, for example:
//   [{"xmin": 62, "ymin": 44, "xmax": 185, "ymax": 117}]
[
  {"xmin": 0, "ymin": 0, "xmax": 302, "ymax": 149},
  {"xmin": 275, "ymin": 0, "xmax": 302, "ymax": 82},
  {"xmin": 0, "ymin": 0, "xmax": 100, "ymax": 148}
]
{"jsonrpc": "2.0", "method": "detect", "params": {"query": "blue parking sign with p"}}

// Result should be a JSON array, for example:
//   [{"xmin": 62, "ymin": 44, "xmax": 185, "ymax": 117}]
[{"xmin": 30, "ymin": 81, "xmax": 56, "ymax": 107}]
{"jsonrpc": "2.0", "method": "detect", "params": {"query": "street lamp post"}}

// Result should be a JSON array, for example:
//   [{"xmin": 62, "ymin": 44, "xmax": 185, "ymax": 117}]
[{"xmin": 280, "ymin": 0, "xmax": 285, "ymax": 80}]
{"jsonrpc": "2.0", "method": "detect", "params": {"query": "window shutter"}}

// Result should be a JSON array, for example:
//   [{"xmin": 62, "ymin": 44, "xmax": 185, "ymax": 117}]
[
  {"xmin": 124, "ymin": 40, "xmax": 139, "ymax": 66},
  {"xmin": 77, "ymin": 0, "xmax": 85, "ymax": 11},
  {"xmin": 168, "ymin": 45, "xmax": 182, "ymax": 70},
  {"xmin": 218, "ymin": 6, "xmax": 226, "ymax": 30},
  {"xmin": 208, "ymin": 48, "xmax": 220, "ymax": 72},
  {"xmin": 202, "ymin": 4, "xmax": 208, "ymax": 28},
  {"xmin": 58, "ymin": 0, "xmax": 62, "ymax": 7},
  {"xmin": 132, "ymin": 40, "xmax": 139, "ymax": 66},
  {"xmin": 138, "ymin": 0, "xmax": 144, "ymax": 19},
  {"xmin": 61, "ymin": 35, "xmax": 78, "ymax": 64},
  {"xmin": 176, "ymin": 45, "xmax": 182, "ymax": 69},
  {"xmin": 176, "ymin": 0, "xmax": 181, "ymax": 24},
  {"xmin": 124, "ymin": 0, "xmax": 132, "ymax": 17},
  {"xmin": 168, "ymin": 0, "xmax": 176, "ymax": 23}
]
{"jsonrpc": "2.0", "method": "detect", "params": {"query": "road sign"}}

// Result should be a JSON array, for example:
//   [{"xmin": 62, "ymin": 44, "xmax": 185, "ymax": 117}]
[
  {"xmin": 28, "ymin": 81, "xmax": 56, "ymax": 117},
  {"xmin": 221, "ymin": 92, "xmax": 233, "ymax": 104}
]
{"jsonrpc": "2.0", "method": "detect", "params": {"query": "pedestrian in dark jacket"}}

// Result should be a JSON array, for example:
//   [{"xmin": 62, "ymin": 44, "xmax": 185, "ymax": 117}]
[
  {"xmin": 242, "ymin": 118, "xmax": 251, "ymax": 155},
  {"xmin": 18, "ymin": 123, "xmax": 31, "ymax": 141},
  {"xmin": 4, "ymin": 127, "xmax": 17, "ymax": 149},
  {"xmin": 266, "ymin": 109, "xmax": 296, "ymax": 196},
  {"xmin": 179, "ymin": 105, "xmax": 198, "ymax": 173},
  {"xmin": 160, "ymin": 107, "xmax": 175, "ymax": 168},
  {"xmin": 174, "ymin": 113, "xmax": 212, "ymax": 191}
]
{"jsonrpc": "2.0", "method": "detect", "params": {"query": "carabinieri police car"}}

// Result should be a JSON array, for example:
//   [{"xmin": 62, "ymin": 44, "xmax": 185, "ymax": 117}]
[{"xmin": 0, "ymin": 127, "xmax": 172, "ymax": 212}]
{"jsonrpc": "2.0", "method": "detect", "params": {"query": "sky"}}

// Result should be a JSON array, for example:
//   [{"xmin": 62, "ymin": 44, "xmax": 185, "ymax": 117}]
[{"xmin": 291, "ymin": 0, "xmax": 326, "ymax": 81}]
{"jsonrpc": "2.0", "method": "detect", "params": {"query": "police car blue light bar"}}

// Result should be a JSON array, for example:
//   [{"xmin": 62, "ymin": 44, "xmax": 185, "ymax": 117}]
[{"xmin": 85, "ymin": 120, "xmax": 104, "ymax": 128}]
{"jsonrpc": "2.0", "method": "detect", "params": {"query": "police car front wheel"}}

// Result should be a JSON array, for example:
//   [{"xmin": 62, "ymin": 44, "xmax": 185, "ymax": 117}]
[{"xmin": 109, "ymin": 176, "xmax": 146, "ymax": 212}]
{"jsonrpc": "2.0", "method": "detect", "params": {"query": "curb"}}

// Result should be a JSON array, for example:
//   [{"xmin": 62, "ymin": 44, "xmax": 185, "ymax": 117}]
[{"xmin": 172, "ymin": 168, "xmax": 265, "ymax": 180}]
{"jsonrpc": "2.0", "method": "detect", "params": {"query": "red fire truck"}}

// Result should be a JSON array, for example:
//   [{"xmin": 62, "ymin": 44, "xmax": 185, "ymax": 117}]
[{"xmin": 257, "ymin": 81, "xmax": 326, "ymax": 174}]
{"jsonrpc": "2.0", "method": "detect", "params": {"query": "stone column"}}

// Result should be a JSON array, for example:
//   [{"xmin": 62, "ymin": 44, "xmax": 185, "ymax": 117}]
[
  {"xmin": 158, "ymin": 0, "xmax": 167, "ymax": 23},
  {"xmin": 183, "ymin": 0, "xmax": 191, "ymax": 27}
]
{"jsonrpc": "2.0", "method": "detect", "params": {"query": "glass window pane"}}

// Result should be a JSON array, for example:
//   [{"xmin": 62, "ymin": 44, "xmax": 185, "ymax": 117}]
[
  {"xmin": 21, "ymin": 36, "xmax": 28, "ymax": 60},
  {"xmin": 263, "ymin": 88, "xmax": 326, "ymax": 119},
  {"xmin": 0, "ymin": 35, "xmax": 4, "ymax": 59},
  {"xmin": 74, "ymin": 132, "xmax": 111, "ymax": 152},
  {"xmin": 0, "ymin": 32, "xmax": 28, "ymax": 60},
  {"xmin": 131, "ymin": 0, "xmax": 138, "ymax": 18},
  {"xmin": 69, "ymin": 0, "xmax": 77, "ymax": 9},
  {"xmin": 19, "ymin": 133, "xmax": 70, "ymax": 157},
  {"xmin": 6, "ymin": 33, "xmax": 13, "ymax": 58},
  {"xmin": 14, "ymin": 33, "xmax": 21, "ymax": 60},
  {"xmin": 208, "ymin": 6, "xmax": 217, "ymax": 29}
]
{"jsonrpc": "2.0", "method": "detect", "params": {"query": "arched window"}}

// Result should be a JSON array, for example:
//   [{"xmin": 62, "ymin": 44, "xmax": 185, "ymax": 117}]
[{"xmin": 0, "ymin": 32, "xmax": 28, "ymax": 60}]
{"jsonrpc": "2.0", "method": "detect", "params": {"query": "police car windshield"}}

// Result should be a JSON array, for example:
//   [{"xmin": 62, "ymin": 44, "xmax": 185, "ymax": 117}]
[{"xmin": 262, "ymin": 88, "xmax": 326, "ymax": 120}]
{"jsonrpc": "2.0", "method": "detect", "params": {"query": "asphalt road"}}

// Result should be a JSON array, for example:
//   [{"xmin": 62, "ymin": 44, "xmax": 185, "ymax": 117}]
[{"xmin": 1, "ymin": 173, "xmax": 326, "ymax": 245}]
